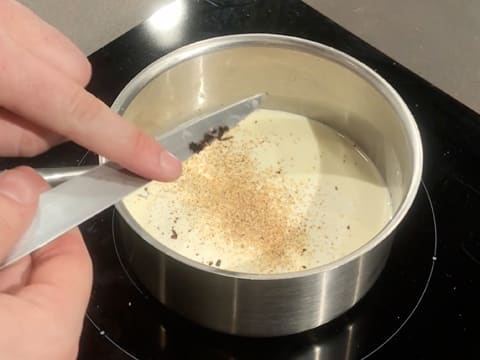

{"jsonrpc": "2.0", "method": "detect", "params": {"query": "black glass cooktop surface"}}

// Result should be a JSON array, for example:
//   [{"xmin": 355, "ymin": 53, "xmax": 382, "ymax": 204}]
[
  {"xmin": 78, "ymin": 184, "xmax": 438, "ymax": 360},
  {"xmin": 1, "ymin": 1, "xmax": 479, "ymax": 359}
]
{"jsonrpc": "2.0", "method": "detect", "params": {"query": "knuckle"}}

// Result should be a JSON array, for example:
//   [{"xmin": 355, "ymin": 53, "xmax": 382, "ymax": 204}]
[
  {"xmin": 17, "ymin": 132, "xmax": 49, "ymax": 157},
  {"xmin": 64, "ymin": 87, "xmax": 102, "ymax": 131},
  {"xmin": 131, "ymin": 130, "xmax": 154, "ymax": 160}
]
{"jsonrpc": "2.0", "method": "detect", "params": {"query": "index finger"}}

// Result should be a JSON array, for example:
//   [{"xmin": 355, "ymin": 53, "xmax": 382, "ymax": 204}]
[{"xmin": 0, "ymin": 29, "xmax": 181, "ymax": 182}]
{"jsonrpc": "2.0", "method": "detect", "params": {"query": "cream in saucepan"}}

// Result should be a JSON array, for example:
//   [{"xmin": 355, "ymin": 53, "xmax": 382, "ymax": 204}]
[{"xmin": 123, "ymin": 109, "xmax": 392, "ymax": 274}]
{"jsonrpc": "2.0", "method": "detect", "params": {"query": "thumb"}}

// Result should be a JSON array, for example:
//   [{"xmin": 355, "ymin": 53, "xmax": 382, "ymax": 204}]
[{"xmin": 0, "ymin": 166, "xmax": 46, "ymax": 261}]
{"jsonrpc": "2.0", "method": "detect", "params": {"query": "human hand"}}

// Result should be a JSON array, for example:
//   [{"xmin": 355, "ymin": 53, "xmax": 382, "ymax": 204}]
[
  {"xmin": 0, "ymin": 0, "xmax": 181, "ymax": 181},
  {"xmin": 0, "ymin": 1, "xmax": 182, "ymax": 358},
  {"xmin": 0, "ymin": 167, "xmax": 92, "ymax": 359}
]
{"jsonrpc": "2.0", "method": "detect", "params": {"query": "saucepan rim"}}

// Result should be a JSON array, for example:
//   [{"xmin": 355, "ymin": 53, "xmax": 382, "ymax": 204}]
[{"xmin": 105, "ymin": 33, "xmax": 423, "ymax": 281}]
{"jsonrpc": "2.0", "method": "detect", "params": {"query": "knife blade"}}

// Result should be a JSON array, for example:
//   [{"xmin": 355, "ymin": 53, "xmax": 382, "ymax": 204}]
[{"xmin": 1, "ymin": 93, "xmax": 264, "ymax": 268}]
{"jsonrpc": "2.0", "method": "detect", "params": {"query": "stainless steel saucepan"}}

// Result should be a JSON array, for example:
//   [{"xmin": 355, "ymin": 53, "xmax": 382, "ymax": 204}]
[{"xmin": 43, "ymin": 34, "xmax": 423, "ymax": 337}]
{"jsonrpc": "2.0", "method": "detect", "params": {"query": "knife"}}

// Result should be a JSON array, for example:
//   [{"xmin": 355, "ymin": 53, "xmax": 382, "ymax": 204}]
[{"xmin": 1, "ymin": 93, "xmax": 264, "ymax": 268}]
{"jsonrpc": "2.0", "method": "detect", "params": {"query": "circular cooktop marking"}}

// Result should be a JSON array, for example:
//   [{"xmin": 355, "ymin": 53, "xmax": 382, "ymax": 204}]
[
  {"xmin": 85, "ymin": 312, "xmax": 140, "ymax": 360},
  {"xmin": 84, "ymin": 180, "xmax": 437, "ymax": 359},
  {"xmin": 361, "ymin": 182, "xmax": 438, "ymax": 359}
]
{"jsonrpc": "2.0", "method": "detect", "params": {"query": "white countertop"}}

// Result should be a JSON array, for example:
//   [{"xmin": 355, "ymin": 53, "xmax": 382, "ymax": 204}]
[{"xmin": 19, "ymin": 0, "xmax": 480, "ymax": 113}]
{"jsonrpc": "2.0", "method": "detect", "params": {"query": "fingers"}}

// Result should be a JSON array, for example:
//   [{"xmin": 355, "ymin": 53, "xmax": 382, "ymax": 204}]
[
  {"xmin": 0, "ymin": 167, "xmax": 47, "ymax": 261},
  {"xmin": 0, "ymin": 229, "xmax": 91, "ymax": 360},
  {"xmin": 0, "ymin": 0, "xmax": 87, "ymax": 158},
  {"xmin": 17, "ymin": 228, "xmax": 93, "ymax": 338},
  {"xmin": 0, "ymin": 165, "xmax": 92, "ymax": 356},
  {"xmin": 0, "ymin": 1, "xmax": 179, "ymax": 183},
  {"xmin": 0, "ymin": 0, "xmax": 91, "ymax": 86},
  {"xmin": 0, "ymin": 108, "xmax": 64, "ymax": 157},
  {"xmin": 0, "ymin": 29, "xmax": 182, "ymax": 182}
]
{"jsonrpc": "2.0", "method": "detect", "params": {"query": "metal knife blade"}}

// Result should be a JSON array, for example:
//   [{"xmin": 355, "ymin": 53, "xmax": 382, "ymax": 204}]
[{"xmin": 1, "ymin": 93, "xmax": 264, "ymax": 268}]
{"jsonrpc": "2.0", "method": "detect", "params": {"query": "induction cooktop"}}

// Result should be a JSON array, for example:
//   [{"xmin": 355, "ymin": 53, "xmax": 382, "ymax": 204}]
[{"xmin": 1, "ymin": 1, "xmax": 479, "ymax": 359}]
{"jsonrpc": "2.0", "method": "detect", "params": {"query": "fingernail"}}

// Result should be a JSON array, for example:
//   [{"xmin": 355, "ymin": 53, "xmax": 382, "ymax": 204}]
[
  {"xmin": 159, "ymin": 151, "xmax": 182, "ymax": 180},
  {"xmin": 0, "ymin": 170, "xmax": 35, "ymax": 204}
]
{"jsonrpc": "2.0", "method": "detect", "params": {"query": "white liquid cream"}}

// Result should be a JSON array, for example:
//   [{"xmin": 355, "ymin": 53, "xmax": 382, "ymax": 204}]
[{"xmin": 123, "ymin": 109, "xmax": 392, "ymax": 274}]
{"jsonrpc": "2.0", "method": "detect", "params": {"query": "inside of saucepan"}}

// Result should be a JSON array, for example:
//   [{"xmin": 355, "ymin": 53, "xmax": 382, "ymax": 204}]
[{"xmin": 117, "ymin": 43, "xmax": 416, "ymax": 273}]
